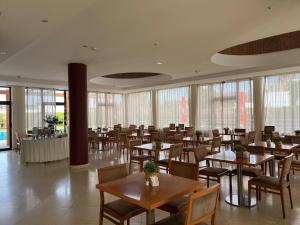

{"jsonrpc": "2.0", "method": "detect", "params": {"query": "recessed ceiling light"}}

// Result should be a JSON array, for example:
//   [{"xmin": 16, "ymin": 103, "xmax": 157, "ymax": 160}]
[
  {"xmin": 156, "ymin": 62, "xmax": 163, "ymax": 65},
  {"xmin": 90, "ymin": 47, "xmax": 98, "ymax": 51},
  {"xmin": 195, "ymin": 70, "xmax": 199, "ymax": 73},
  {"xmin": 41, "ymin": 19, "xmax": 49, "ymax": 23},
  {"xmin": 0, "ymin": 51, "xmax": 7, "ymax": 55},
  {"xmin": 82, "ymin": 45, "xmax": 88, "ymax": 48},
  {"xmin": 266, "ymin": 6, "xmax": 272, "ymax": 10}
]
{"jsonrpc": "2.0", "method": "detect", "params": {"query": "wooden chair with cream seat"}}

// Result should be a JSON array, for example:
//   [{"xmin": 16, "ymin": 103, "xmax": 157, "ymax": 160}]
[
  {"xmin": 194, "ymin": 146, "xmax": 232, "ymax": 196},
  {"xmin": 248, "ymin": 154, "xmax": 294, "ymax": 218},
  {"xmin": 261, "ymin": 126, "xmax": 275, "ymax": 141},
  {"xmin": 154, "ymin": 184, "xmax": 220, "ymax": 225},
  {"xmin": 156, "ymin": 143, "xmax": 183, "ymax": 173},
  {"xmin": 178, "ymin": 123, "xmax": 185, "ymax": 130},
  {"xmin": 158, "ymin": 161, "xmax": 199, "ymax": 214},
  {"xmin": 207, "ymin": 137, "xmax": 222, "ymax": 155},
  {"xmin": 239, "ymin": 131, "xmax": 256, "ymax": 146},
  {"xmin": 97, "ymin": 164, "xmax": 145, "ymax": 225},
  {"xmin": 128, "ymin": 139, "xmax": 154, "ymax": 174},
  {"xmin": 212, "ymin": 129, "xmax": 220, "ymax": 137},
  {"xmin": 14, "ymin": 132, "xmax": 21, "ymax": 153}
]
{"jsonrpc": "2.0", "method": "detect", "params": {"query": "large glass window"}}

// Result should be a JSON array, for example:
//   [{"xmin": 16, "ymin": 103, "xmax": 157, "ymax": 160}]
[
  {"xmin": 88, "ymin": 92, "xmax": 125, "ymax": 129},
  {"xmin": 196, "ymin": 79, "xmax": 253, "ymax": 132},
  {"xmin": 126, "ymin": 91, "xmax": 152, "ymax": 126},
  {"xmin": 264, "ymin": 73, "xmax": 300, "ymax": 133},
  {"xmin": 157, "ymin": 87, "xmax": 190, "ymax": 128}
]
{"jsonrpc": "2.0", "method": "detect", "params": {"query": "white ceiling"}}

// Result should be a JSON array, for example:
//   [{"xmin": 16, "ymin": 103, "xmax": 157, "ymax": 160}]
[{"xmin": 1, "ymin": 0, "xmax": 300, "ymax": 91}]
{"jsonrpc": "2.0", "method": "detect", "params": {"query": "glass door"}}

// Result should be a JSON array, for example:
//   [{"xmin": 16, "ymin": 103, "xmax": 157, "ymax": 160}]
[{"xmin": 0, "ymin": 87, "xmax": 11, "ymax": 150}]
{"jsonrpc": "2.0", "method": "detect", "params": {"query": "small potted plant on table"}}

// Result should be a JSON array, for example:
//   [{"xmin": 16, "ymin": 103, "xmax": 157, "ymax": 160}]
[
  {"xmin": 234, "ymin": 145, "xmax": 249, "ymax": 158},
  {"xmin": 195, "ymin": 130, "xmax": 203, "ymax": 141},
  {"xmin": 144, "ymin": 161, "xmax": 160, "ymax": 186},
  {"xmin": 273, "ymin": 136, "xmax": 283, "ymax": 148}
]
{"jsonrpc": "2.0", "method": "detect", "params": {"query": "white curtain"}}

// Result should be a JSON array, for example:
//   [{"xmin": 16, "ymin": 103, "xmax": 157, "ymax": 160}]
[
  {"xmin": 25, "ymin": 88, "xmax": 56, "ymax": 130},
  {"xmin": 196, "ymin": 79, "xmax": 253, "ymax": 132},
  {"xmin": 264, "ymin": 73, "xmax": 300, "ymax": 134},
  {"xmin": 126, "ymin": 91, "xmax": 152, "ymax": 126},
  {"xmin": 88, "ymin": 92, "xmax": 125, "ymax": 129},
  {"xmin": 156, "ymin": 87, "xmax": 190, "ymax": 128}
]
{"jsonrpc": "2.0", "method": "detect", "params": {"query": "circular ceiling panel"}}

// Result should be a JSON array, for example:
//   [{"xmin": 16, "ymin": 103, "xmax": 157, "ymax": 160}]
[
  {"xmin": 102, "ymin": 72, "xmax": 161, "ymax": 79},
  {"xmin": 219, "ymin": 30, "xmax": 300, "ymax": 55}
]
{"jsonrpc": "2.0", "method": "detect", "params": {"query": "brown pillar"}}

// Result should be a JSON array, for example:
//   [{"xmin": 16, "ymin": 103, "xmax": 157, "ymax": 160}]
[{"xmin": 68, "ymin": 63, "xmax": 88, "ymax": 167}]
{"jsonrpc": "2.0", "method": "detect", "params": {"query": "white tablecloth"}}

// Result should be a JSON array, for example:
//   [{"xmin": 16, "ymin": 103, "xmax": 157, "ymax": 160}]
[{"xmin": 21, "ymin": 137, "xmax": 69, "ymax": 163}]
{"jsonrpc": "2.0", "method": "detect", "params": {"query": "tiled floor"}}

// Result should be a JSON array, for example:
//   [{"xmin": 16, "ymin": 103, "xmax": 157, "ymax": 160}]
[{"xmin": 1, "ymin": 149, "xmax": 300, "ymax": 225}]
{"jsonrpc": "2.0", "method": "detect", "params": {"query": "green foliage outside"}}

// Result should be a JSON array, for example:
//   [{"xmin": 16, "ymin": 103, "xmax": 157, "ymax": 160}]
[{"xmin": 55, "ymin": 111, "xmax": 65, "ymax": 131}]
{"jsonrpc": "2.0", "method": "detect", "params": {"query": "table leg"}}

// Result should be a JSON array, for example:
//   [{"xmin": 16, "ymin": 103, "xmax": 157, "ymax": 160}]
[
  {"xmin": 270, "ymin": 158, "xmax": 275, "ymax": 177},
  {"xmin": 225, "ymin": 164, "xmax": 256, "ymax": 207},
  {"xmin": 146, "ymin": 209, "xmax": 155, "ymax": 225}
]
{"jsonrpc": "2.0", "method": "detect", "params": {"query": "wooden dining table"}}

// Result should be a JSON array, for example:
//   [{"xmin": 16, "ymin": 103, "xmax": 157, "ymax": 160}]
[
  {"xmin": 134, "ymin": 143, "xmax": 172, "ymax": 161},
  {"xmin": 248, "ymin": 141, "xmax": 299, "ymax": 155},
  {"xmin": 182, "ymin": 137, "xmax": 212, "ymax": 146},
  {"xmin": 97, "ymin": 173, "xmax": 204, "ymax": 225},
  {"xmin": 204, "ymin": 151, "xmax": 275, "ymax": 207}
]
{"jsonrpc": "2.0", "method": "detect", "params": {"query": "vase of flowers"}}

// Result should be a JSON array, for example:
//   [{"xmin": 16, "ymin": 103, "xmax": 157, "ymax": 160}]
[
  {"xmin": 144, "ymin": 161, "xmax": 160, "ymax": 186},
  {"xmin": 235, "ymin": 145, "xmax": 248, "ymax": 158},
  {"xmin": 195, "ymin": 130, "xmax": 202, "ymax": 141},
  {"xmin": 273, "ymin": 136, "xmax": 282, "ymax": 148},
  {"xmin": 44, "ymin": 115, "xmax": 62, "ymax": 136}
]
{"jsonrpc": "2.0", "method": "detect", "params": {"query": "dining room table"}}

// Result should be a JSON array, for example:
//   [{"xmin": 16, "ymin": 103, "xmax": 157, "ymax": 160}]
[
  {"xmin": 96, "ymin": 172, "xmax": 204, "ymax": 225},
  {"xmin": 133, "ymin": 143, "xmax": 172, "ymax": 161},
  {"xmin": 248, "ymin": 141, "xmax": 299, "ymax": 155},
  {"xmin": 204, "ymin": 150, "xmax": 275, "ymax": 207},
  {"xmin": 128, "ymin": 132, "xmax": 151, "ymax": 138},
  {"xmin": 182, "ymin": 136, "xmax": 212, "ymax": 146}
]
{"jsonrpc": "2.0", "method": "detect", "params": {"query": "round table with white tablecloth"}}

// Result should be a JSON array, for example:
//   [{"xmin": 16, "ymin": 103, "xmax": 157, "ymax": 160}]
[{"xmin": 21, "ymin": 137, "xmax": 69, "ymax": 163}]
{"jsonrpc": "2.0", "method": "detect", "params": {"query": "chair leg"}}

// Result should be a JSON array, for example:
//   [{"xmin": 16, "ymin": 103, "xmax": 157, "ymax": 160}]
[
  {"xmin": 229, "ymin": 173, "xmax": 232, "ymax": 203},
  {"xmin": 99, "ymin": 209, "xmax": 104, "ymax": 225},
  {"xmin": 120, "ymin": 220, "xmax": 124, "ymax": 225},
  {"xmin": 139, "ymin": 161, "xmax": 143, "ymax": 172},
  {"xmin": 129, "ymin": 160, "xmax": 132, "ymax": 174},
  {"xmin": 127, "ymin": 219, "xmax": 130, "ymax": 225},
  {"xmin": 288, "ymin": 185, "xmax": 293, "ymax": 209},
  {"xmin": 280, "ymin": 189, "xmax": 286, "ymax": 219},
  {"xmin": 206, "ymin": 176, "xmax": 210, "ymax": 187},
  {"xmin": 248, "ymin": 183, "xmax": 251, "ymax": 208}
]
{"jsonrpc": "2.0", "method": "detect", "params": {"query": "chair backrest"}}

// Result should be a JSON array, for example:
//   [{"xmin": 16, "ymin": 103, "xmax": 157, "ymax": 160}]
[
  {"xmin": 150, "ymin": 132, "xmax": 159, "ymax": 142},
  {"xmin": 193, "ymin": 145, "xmax": 208, "ymax": 163},
  {"xmin": 185, "ymin": 126, "xmax": 193, "ymax": 131},
  {"xmin": 247, "ymin": 145, "xmax": 264, "ymax": 155},
  {"xmin": 169, "ymin": 161, "xmax": 198, "ymax": 180},
  {"xmin": 279, "ymin": 154, "xmax": 293, "ymax": 184},
  {"xmin": 185, "ymin": 184, "xmax": 220, "ymax": 225},
  {"xmin": 234, "ymin": 128, "xmax": 246, "ymax": 133},
  {"xmin": 97, "ymin": 164, "xmax": 128, "ymax": 204},
  {"xmin": 248, "ymin": 131, "xmax": 256, "ymax": 143},
  {"xmin": 174, "ymin": 133, "xmax": 183, "ymax": 143},
  {"xmin": 211, "ymin": 137, "xmax": 222, "ymax": 150},
  {"xmin": 128, "ymin": 139, "xmax": 142, "ymax": 149},
  {"xmin": 148, "ymin": 125, "xmax": 155, "ymax": 131},
  {"xmin": 292, "ymin": 135, "xmax": 300, "ymax": 144},
  {"xmin": 283, "ymin": 135, "xmax": 293, "ymax": 144},
  {"xmin": 163, "ymin": 127, "xmax": 170, "ymax": 133},
  {"xmin": 178, "ymin": 124, "xmax": 185, "ymax": 130},
  {"xmin": 168, "ymin": 143, "xmax": 183, "ymax": 161},
  {"xmin": 119, "ymin": 132, "xmax": 128, "ymax": 143},
  {"xmin": 264, "ymin": 126, "xmax": 275, "ymax": 134},
  {"xmin": 272, "ymin": 131, "xmax": 280, "ymax": 138},
  {"xmin": 212, "ymin": 129, "xmax": 220, "ymax": 137},
  {"xmin": 169, "ymin": 123, "xmax": 176, "ymax": 130}
]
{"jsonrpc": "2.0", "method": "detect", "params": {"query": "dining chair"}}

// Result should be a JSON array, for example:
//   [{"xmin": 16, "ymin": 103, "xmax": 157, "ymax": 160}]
[
  {"xmin": 174, "ymin": 133, "xmax": 183, "ymax": 144},
  {"xmin": 108, "ymin": 130, "xmax": 119, "ymax": 149},
  {"xmin": 158, "ymin": 161, "xmax": 199, "ymax": 214},
  {"xmin": 178, "ymin": 123, "xmax": 185, "ymax": 130},
  {"xmin": 248, "ymin": 154, "xmax": 294, "ymax": 218},
  {"xmin": 207, "ymin": 137, "xmax": 222, "ymax": 155},
  {"xmin": 261, "ymin": 126, "xmax": 275, "ymax": 141},
  {"xmin": 185, "ymin": 126, "xmax": 193, "ymax": 131},
  {"xmin": 169, "ymin": 123, "xmax": 176, "ymax": 130},
  {"xmin": 119, "ymin": 132, "xmax": 129, "ymax": 160},
  {"xmin": 212, "ymin": 129, "xmax": 220, "ymax": 137},
  {"xmin": 148, "ymin": 125, "xmax": 156, "ymax": 132},
  {"xmin": 154, "ymin": 184, "xmax": 220, "ymax": 225},
  {"xmin": 194, "ymin": 146, "xmax": 232, "ymax": 195},
  {"xmin": 128, "ymin": 139, "xmax": 154, "ymax": 173},
  {"xmin": 97, "ymin": 164, "xmax": 145, "ymax": 225},
  {"xmin": 156, "ymin": 143, "xmax": 183, "ymax": 173},
  {"xmin": 14, "ymin": 132, "xmax": 21, "ymax": 153}
]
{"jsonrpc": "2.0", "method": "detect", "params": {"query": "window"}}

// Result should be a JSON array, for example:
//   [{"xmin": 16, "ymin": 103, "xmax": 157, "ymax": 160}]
[
  {"xmin": 196, "ymin": 79, "xmax": 253, "ymax": 132},
  {"xmin": 0, "ymin": 87, "xmax": 11, "ymax": 150},
  {"xmin": 126, "ymin": 91, "xmax": 152, "ymax": 126},
  {"xmin": 264, "ymin": 73, "xmax": 300, "ymax": 133},
  {"xmin": 55, "ymin": 90, "xmax": 67, "ymax": 131},
  {"xmin": 157, "ymin": 87, "xmax": 190, "ymax": 128},
  {"xmin": 88, "ymin": 92, "xmax": 125, "ymax": 128}
]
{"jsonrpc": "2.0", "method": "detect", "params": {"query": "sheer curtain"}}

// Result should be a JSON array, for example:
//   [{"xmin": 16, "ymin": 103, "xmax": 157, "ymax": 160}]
[
  {"xmin": 264, "ymin": 73, "xmax": 300, "ymax": 133},
  {"xmin": 25, "ymin": 88, "xmax": 56, "ymax": 130},
  {"xmin": 88, "ymin": 92, "xmax": 125, "ymax": 128},
  {"xmin": 196, "ymin": 79, "xmax": 253, "ymax": 132},
  {"xmin": 156, "ymin": 87, "xmax": 190, "ymax": 128},
  {"xmin": 126, "ymin": 91, "xmax": 152, "ymax": 126}
]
